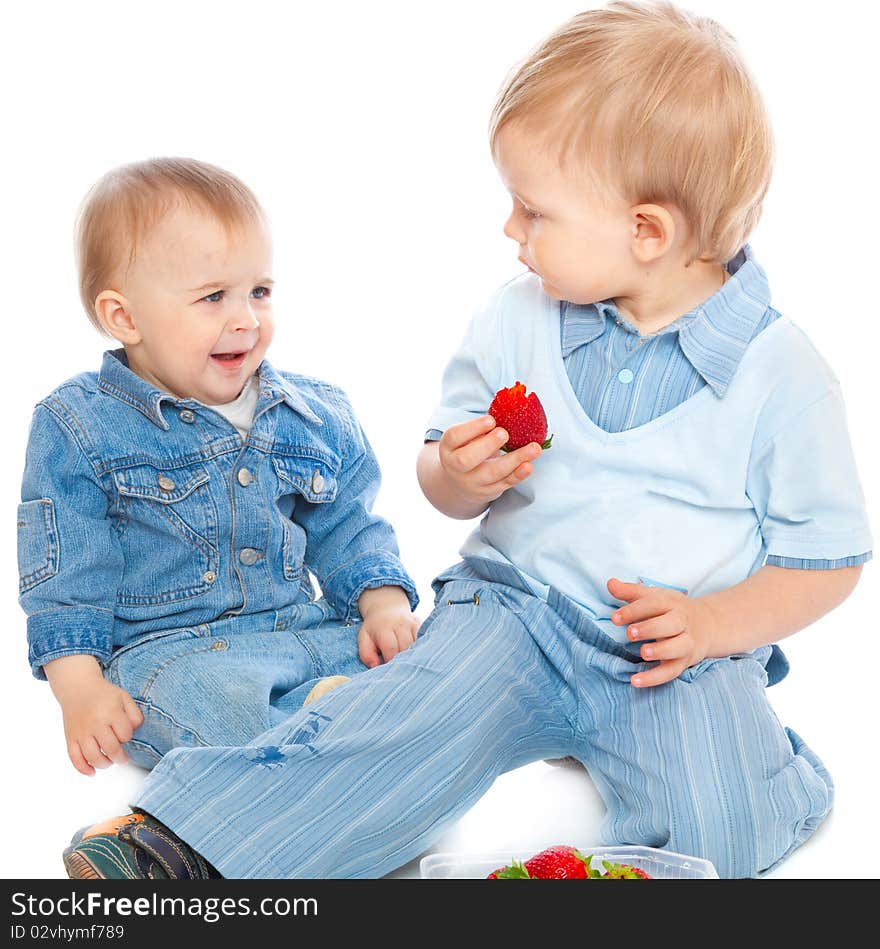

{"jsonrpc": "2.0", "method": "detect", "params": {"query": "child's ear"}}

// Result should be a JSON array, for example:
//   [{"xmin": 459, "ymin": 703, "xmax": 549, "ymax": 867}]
[
  {"xmin": 629, "ymin": 203, "xmax": 676, "ymax": 263},
  {"xmin": 94, "ymin": 290, "xmax": 142, "ymax": 345}
]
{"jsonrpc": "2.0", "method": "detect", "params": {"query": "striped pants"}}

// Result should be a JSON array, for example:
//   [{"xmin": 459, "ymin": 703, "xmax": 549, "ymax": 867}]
[{"xmin": 136, "ymin": 563, "xmax": 832, "ymax": 879}]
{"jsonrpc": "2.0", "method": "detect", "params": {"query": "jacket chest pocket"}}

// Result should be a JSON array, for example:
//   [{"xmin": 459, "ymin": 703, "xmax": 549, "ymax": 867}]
[
  {"xmin": 272, "ymin": 455, "xmax": 338, "ymax": 580},
  {"xmin": 112, "ymin": 463, "xmax": 219, "ymax": 607}
]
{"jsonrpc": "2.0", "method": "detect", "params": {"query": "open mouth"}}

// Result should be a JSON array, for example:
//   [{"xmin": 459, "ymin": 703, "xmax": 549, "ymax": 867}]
[{"xmin": 211, "ymin": 351, "xmax": 249, "ymax": 369}]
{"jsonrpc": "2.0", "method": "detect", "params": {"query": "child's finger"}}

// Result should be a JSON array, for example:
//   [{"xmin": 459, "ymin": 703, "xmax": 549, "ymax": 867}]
[
  {"xmin": 445, "ymin": 427, "xmax": 510, "ymax": 473},
  {"xmin": 440, "ymin": 416, "xmax": 497, "ymax": 452},
  {"xmin": 391, "ymin": 623, "xmax": 417, "ymax": 654},
  {"xmin": 631, "ymin": 658, "xmax": 689, "ymax": 688},
  {"xmin": 69, "ymin": 741, "xmax": 95, "ymax": 777},
  {"xmin": 612, "ymin": 596, "xmax": 666, "ymax": 628},
  {"xmin": 79, "ymin": 735, "xmax": 112, "ymax": 771},
  {"xmin": 483, "ymin": 443, "xmax": 542, "ymax": 484},
  {"xmin": 638, "ymin": 634, "xmax": 689, "ymax": 663},
  {"xmin": 97, "ymin": 726, "xmax": 128, "ymax": 766},
  {"xmin": 627, "ymin": 612, "xmax": 683, "ymax": 643},
  {"xmin": 111, "ymin": 714, "xmax": 135, "ymax": 745},
  {"xmin": 375, "ymin": 628, "xmax": 402, "ymax": 663},
  {"xmin": 123, "ymin": 693, "xmax": 144, "ymax": 729},
  {"xmin": 607, "ymin": 577, "xmax": 649, "ymax": 602},
  {"xmin": 357, "ymin": 629, "xmax": 381, "ymax": 668}
]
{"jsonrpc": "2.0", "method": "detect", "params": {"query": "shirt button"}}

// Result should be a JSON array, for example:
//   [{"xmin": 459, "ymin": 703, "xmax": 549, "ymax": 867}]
[
  {"xmin": 617, "ymin": 368, "xmax": 635, "ymax": 384},
  {"xmin": 157, "ymin": 475, "xmax": 176, "ymax": 491},
  {"xmin": 237, "ymin": 468, "xmax": 254, "ymax": 486},
  {"xmin": 179, "ymin": 410, "xmax": 196, "ymax": 424},
  {"xmin": 203, "ymin": 571, "xmax": 216, "ymax": 584},
  {"xmin": 311, "ymin": 470, "xmax": 325, "ymax": 493},
  {"xmin": 239, "ymin": 548, "xmax": 260, "ymax": 565}
]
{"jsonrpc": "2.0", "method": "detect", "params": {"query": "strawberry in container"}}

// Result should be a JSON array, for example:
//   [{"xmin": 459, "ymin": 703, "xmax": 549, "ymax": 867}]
[{"xmin": 487, "ymin": 845, "xmax": 652, "ymax": 879}]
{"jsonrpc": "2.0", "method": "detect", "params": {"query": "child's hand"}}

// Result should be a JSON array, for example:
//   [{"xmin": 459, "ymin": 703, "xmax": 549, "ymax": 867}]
[
  {"xmin": 607, "ymin": 578, "xmax": 717, "ymax": 688},
  {"xmin": 438, "ymin": 416, "xmax": 543, "ymax": 506},
  {"xmin": 357, "ymin": 586, "xmax": 422, "ymax": 668},
  {"xmin": 44, "ymin": 655, "xmax": 144, "ymax": 775}
]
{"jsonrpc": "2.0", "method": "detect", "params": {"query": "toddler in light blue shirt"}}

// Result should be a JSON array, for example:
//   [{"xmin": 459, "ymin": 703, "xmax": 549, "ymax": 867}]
[{"xmin": 64, "ymin": 2, "xmax": 871, "ymax": 879}]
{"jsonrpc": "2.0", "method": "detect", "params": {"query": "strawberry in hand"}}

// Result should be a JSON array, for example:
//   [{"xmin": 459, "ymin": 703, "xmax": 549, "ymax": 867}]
[{"xmin": 488, "ymin": 382, "xmax": 553, "ymax": 452}]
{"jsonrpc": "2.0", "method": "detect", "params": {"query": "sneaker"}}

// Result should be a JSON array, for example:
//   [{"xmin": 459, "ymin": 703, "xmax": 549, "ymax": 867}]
[
  {"xmin": 303, "ymin": 674, "xmax": 350, "ymax": 705},
  {"xmin": 62, "ymin": 811, "xmax": 221, "ymax": 880}
]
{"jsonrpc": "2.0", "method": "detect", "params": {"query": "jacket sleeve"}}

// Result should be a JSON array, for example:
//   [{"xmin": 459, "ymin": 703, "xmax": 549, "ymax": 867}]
[
  {"xmin": 297, "ymin": 387, "xmax": 418, "ymax": 623},
  {"xmin": 18, "ymin": 403, "xmax": 123, "ymax": 679}
]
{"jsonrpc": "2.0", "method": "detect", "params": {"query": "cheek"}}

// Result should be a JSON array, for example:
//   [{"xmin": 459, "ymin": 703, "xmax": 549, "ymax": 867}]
[{"xmin": 257, "ymin": 313, "xmax": 275, "ymax": 349}]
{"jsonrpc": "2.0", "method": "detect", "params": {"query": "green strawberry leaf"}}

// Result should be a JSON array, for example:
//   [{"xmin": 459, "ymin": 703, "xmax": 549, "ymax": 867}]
[
  {"xmin": 494, "ymin": 860, "xmax": 533, "ymax": 879},
  {"xmin": 541, "ymin": 434, "xmax": 554, "ymax": 449}
]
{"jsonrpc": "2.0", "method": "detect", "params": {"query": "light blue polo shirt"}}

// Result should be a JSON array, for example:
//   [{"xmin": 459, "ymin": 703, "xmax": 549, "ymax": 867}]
[{"xmin": 426, "ymin": 245, "xmax": 871, "ymax": 571}]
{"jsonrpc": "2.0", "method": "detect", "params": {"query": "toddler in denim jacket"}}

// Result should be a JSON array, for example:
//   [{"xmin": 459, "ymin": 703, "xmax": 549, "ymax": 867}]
[
  {"xmin": 18, "ymin": 158, "xmax": 419, "ymax": 774},
  {"xmin": 61, "ymin": 3, "xmax": 872, "ymax": 880}
]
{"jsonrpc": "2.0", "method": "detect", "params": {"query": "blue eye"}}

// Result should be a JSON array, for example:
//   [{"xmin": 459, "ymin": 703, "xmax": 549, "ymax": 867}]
[
  {"xmin": 202, "ymin": 290, "xmax": 223, "ymax": 303},
  {"xmin": 252, "ymin": 286, "xmax": 272, "ymax": 299}
]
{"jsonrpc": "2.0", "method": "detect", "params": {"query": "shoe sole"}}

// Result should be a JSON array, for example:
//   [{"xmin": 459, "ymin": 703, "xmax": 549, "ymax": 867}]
[
  {"xmin": 63, "ymin": 848, "xmax": 104, "ymax": 879},
  {"xmin": 62, "ymin": 826, "xmax": 105, "ymax": 880},
  {"xmin": 303, "ymin": 675, "xmax": 350, "ymax": 706}
]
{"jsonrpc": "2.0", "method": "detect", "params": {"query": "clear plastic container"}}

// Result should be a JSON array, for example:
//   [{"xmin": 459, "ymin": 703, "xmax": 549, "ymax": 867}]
[{"xmin": 420, "ymin": 844, "xmax": 718, "ymax": 879}]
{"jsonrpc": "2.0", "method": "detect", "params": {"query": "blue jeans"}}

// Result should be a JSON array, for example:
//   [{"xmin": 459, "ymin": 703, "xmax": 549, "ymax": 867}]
[
  {"xmin": 135, "ymin": 565, "xmax": 832, "ymax": 878},
  {"xmin": 106, "ymin": 600, "xmax": 369, "ymax": 768}
]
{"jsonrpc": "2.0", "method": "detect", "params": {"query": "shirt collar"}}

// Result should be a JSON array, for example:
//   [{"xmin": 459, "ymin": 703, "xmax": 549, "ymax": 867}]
[
  {"xmin": 97, "ymin": 349, "xmax": 322, "ymax": 428},
  {"xmin": 560, "ymin": 244, "xmax": 771, "ymax": 396}
]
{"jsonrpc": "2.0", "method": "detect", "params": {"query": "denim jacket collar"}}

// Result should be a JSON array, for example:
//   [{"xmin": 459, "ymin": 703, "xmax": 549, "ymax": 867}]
[
  {"xmin": 560, "ymin": 244, "xmax": 771, "ymax": 396},
  {"xmin": 97, "ymin": 349, "xmax": 322, "ymax": 429}
]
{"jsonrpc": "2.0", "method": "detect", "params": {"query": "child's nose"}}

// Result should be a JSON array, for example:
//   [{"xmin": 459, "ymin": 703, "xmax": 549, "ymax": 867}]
[
  {"xmin": 503, "ymin": 209, "xmax": 525, "ymax": 244},
  {"xmin": 228, "ymin": 302, "xmax": 260, "ymax": 331}
]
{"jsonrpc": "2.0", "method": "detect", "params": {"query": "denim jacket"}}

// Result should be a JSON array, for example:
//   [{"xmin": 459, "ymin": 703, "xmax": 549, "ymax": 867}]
[{"xmin": 18, "ymin": 349, "xmax": 418, "ymax": 679}]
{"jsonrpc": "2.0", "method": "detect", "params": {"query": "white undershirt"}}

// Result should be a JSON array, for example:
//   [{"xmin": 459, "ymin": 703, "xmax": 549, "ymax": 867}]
[{"xmin": 203, "ymin": 374, "xmax": 260, "ymax": 439}]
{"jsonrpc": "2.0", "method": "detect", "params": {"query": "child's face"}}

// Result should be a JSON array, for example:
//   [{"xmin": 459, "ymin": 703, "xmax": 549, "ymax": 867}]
[
  {"xmin": 494, "ymin": 123, "xmax": 633, "ymax": 306},
  {"xmin": 106, "ymin": 203, "xmax": 275, "ymax": 405}
]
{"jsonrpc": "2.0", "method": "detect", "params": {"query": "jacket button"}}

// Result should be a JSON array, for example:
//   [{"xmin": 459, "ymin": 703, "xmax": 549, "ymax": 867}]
[
  {"xmin": 157, "ymin": 475, "xmax": 176, "ymax": 491},
  {"xmin": 237, "ymin": 468, "xmax": 254, "ymax": 486},
  {"xmin": 179, "ymin": 410, "xmax": 196, "ymax": 423},
  {"xmin": 203, "ymin": 571, "xmax": 216, "ymax": 584},
  {"xmin": 311, "ymin": 470, "xmax": 325, "ymax": 493},
  {"xmin": 239, "ymin": 548, "xmax": 260, "ymax": 565}
]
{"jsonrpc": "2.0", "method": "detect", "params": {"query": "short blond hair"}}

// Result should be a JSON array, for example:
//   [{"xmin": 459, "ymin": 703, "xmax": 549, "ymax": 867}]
[
  {"xmin": 489, "ymin": 1, "xmax": 774, "ymax": 264},
  {"xmin": 74, "ymin": 157, "xmax": 266, "ymax": 334}
]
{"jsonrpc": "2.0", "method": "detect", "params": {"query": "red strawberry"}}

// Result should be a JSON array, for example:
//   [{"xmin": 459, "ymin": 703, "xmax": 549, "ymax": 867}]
[
  {"xmin": 597, "ymin": 859, "xmax": 652, "ymax": 879},
  {"xmin": 524, "ymin": 845, "xmax": 591, "ymax": 879},
  {"xmin": 488, "ymin": 381, "xmax": 553, "ymax": 452},
  {"xmin": 487, "ymin": 860, "xmax": 532, "ymax": 879},
  {"xmin": 488, "ymin": 847, "xmax": 589, "ymax": 879}
]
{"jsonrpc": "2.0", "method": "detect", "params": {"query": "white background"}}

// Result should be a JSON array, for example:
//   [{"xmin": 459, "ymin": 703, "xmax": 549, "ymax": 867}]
[{"xmin": 2, "ymin": 0, "xmax": 877, "ymax": 879}]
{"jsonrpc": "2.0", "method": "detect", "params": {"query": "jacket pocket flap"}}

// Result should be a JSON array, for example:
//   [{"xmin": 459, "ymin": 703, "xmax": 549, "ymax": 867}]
[
  {"xmin": 273, "ymin": 456, "xmax": 338, "ymax": 502},
  {"xmin": 113, "ymin": 464, "xmax": 210, "ymax": 503}
]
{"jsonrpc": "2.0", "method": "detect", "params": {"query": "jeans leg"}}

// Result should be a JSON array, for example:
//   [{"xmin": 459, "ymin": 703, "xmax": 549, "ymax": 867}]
[
  {"xmin": 135, "ymin": 584, "xmax": 577, "ymax": 878},
  {"xmin": 270, "ymin": 621, "xmax": 369, "ymax": 720},
  {"xmin": 109, "ymin": 626, "xmax": 320, "ymax": 762}
]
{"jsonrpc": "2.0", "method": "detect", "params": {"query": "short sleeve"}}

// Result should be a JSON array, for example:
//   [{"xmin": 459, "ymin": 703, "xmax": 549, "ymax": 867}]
[
  {"xmin": 424, "ymin": 288, "xmax": 508, "ymax": 436},
  {"xmin": 746, "ymin": 384, "xmax": 873, "ymax": 563}
]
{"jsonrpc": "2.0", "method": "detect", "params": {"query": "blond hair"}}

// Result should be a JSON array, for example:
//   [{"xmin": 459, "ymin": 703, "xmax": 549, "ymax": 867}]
[
  {"xmin": 74, "ymin": 157, "xmax": 266, "ymax": 334},
  {"xmin": 489, "ymin": 1, "xmax": 774, "ymax": 264}
]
